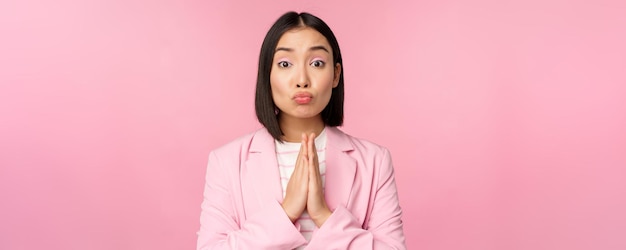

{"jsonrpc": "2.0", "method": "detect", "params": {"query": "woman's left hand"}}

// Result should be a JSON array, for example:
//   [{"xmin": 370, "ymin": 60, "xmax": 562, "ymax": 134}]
[{"xmin": 305, "ymin": 132, "xmax": 332, "ymax": 227}]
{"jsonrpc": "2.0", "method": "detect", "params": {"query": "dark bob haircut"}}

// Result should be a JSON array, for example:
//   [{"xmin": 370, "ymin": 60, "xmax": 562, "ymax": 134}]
[{"xmin": 255, "ymin": 11, "xmax": 344, "ymax": 142}]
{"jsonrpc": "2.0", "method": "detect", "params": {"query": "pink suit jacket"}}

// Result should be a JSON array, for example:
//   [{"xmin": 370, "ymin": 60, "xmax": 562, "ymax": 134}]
[{"xmin": 197, "ymin": 126, "xmax": 406, "ymax": 249}]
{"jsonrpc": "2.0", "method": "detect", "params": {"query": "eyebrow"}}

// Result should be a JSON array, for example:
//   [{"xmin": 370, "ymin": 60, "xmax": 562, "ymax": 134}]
[{"xmin": 274, "ymin": 45, "xmax": 330, "ymax": 54}]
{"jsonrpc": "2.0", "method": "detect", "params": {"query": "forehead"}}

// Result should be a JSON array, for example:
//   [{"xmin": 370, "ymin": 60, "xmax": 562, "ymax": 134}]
[{"xmin": 275, "ymin": 27, "xmax": 331, "ymax": 50}]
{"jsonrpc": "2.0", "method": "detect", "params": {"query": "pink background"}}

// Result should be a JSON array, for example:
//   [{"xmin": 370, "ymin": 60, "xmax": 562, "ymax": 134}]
[{"xmin": 1, "ymin": 0, "xmax": 625, "ymax": 249}]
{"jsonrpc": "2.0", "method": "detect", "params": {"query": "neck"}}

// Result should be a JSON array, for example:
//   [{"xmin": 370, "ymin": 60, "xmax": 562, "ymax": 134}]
[{"xmin": 278, "ymin": 114, "xmax": 325, "ymax": 142}]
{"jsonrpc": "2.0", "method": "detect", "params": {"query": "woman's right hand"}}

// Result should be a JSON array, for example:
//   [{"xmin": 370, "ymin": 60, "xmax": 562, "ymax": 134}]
[{"xmin": 281, "ymin": 133, "xmax": 310, "ymax": 222}]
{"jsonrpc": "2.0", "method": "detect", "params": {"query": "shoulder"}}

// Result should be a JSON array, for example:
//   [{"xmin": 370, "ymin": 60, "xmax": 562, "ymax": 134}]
[
  {"xmin": 330, "ymin": 127, "xmax": 396, "ymax": 182},
  {"xmin": 329, "ymin": 127, "xmax": 391, "ymax": 159},
  {"xmin": 209, "ymin": 128, "xmax": 270, "ymax": 158},
  {"xmin": 350, "ymin": 135, "xmax": 388, "ymax": 154}
]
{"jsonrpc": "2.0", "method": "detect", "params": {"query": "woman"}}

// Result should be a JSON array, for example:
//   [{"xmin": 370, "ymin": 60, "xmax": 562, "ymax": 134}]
[{"xmin": 198, "ymin": 11, "xmax": 406, "ymax": 249}]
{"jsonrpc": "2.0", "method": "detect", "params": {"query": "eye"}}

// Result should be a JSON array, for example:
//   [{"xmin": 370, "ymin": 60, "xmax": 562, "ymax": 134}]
[
  {"xmin": 277, "ymin": 61, "xmax": 292, "ymax": 68},
  {"xmin": 310, "ymin": 60, "xmax": 325, "ymax": 68}
]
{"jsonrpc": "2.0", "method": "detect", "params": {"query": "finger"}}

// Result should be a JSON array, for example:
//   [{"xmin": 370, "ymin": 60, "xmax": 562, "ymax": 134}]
[
  {"xmin": 308, "ymin": 133, "xmax": 316, "ymax": 162},
  {"xmin": 296, "ymin": 133, "xmax": 307, "ymax": 165},
  {"xmin": 311, "ymin": 133, "xmax": 317, "ymax": 161},
  {"xmin": 309, "ymin": 133, "xmax": 320, "ymax": 176},
  {"xmin": 301, "ymin": 132, "xmax": 308, "ymax": 156},
  {"xmin": 299, "ymin": 146, "xmax": 309, "ymax": 177},
  {"xmin": 294, "ymin": 134, "xmax": 310, "ymax": 185},
  {"xmin": 307, "ymin": 134, "xmax": 318, "ymax": 183}
]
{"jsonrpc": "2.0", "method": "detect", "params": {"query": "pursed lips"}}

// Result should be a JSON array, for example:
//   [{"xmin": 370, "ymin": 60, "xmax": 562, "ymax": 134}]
[{"xmin": 293, "ymin": 92, "xmax": 313, "ymax": 104}]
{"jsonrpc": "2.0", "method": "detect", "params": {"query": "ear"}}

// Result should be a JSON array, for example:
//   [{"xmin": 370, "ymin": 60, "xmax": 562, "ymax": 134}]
[{"xmin": 333, "ymin": 63, "xmax": 342, "ymax": 88}]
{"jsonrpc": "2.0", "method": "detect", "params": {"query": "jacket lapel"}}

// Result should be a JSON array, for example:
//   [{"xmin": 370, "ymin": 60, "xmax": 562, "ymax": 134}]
[
  {"xmin": 242, "ymin": 129, "xmax": 283, "ymax": 212},
  {"xmin": 324, "ymin": 127, "xmax": 357, "ymax": 210}
]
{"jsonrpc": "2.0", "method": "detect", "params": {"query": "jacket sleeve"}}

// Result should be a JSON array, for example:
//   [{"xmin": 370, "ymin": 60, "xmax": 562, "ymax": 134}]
[
  {"xmin": 197, "ymin": 151, "xmax": 308, "ymax": 250},
  {"xmin": 305, "ymin": 148, "xmax": 406, "ymax": 250}
]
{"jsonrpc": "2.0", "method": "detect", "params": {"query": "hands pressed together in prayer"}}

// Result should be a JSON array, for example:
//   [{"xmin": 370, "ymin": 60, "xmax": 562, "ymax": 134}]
[{"xmin": 281, "ymin": 133, "xmax": 331, "ymax": 227}]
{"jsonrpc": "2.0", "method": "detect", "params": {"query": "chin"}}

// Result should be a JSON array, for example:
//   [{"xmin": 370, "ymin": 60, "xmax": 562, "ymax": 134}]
[
  {"xmin": 280, "ymin": 110, "xmax": 322, "ymax": 120},
  {"xmin": 293, "ymin": 113, "xmax": 320, "ymax": 119}
]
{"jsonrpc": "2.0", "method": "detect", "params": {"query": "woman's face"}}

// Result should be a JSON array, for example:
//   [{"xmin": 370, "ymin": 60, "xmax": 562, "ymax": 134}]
[{"xmin": 270, "ymin": 27, "xmax": 341, "ymax": 121}]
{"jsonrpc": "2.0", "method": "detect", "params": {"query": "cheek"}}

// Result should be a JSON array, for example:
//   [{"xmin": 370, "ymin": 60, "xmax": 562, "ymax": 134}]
[
  {"xmin": 316, "ymin": 74, "xmax": 335, "ymax": 104},
  {"xmin": 269, "ymin": 69, "xmax": 277, "ymax": 87},
  {"xmin": 318, "ymin": 71, "xmax": 335, "ymax": 92},
  {"xmin": 270, "ymin": 73, "xmax": 289, "ymax": 101},
  {"xmin": 270, "ymin": 79, "xmax": 281, "ymax": 92}
]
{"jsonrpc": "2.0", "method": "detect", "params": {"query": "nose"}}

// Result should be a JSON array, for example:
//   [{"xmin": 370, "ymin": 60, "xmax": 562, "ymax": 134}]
[{"xmin": 296, "ymin": 64, "xmax": 310, "ymax": 88}]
